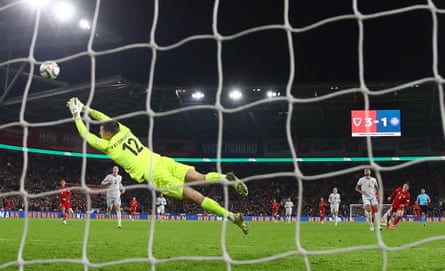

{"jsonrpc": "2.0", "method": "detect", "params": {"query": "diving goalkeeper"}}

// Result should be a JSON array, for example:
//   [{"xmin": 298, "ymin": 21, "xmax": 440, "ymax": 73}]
[{"xmin": 66, "ymin": 97, "xmax": 248, "ymax": 234}]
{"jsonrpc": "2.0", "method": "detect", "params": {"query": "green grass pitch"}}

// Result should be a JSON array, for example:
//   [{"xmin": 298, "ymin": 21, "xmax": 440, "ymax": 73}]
[{"xmin": 1, "ymin": 219, "xmax": 444, "ymax": 271}]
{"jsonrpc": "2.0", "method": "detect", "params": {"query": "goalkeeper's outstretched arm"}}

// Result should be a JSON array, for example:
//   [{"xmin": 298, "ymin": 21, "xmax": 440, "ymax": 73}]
[
  {"xmin": 88, "ymin": 108, "xmax": 112, "ymax": 121},
  {"xmin": 66, "ymin": 97, "xmax": 109, "ymax": 152},
  {"xmin": 87, "ymin": 107, "xmax": 129, "ymax": 133},
  {"xmin": 73, "ymin": 119, "xmax": 109, "ymax": 153}
]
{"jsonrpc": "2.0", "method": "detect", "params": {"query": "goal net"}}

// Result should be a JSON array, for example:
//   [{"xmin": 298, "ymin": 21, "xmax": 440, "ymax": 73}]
[
  {"xmin": 349, "ymin": 204, "xmax": 392, "ymax": 222},
  {"xmin": 1, "ymin": 0, "xmax": 445, "ymax": 271}
]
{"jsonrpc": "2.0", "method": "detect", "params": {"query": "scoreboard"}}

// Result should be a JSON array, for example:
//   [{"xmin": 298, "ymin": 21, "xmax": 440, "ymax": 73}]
[{"xmin": 351, "ymin": 110, "xmax": 401, "ymax": 137}]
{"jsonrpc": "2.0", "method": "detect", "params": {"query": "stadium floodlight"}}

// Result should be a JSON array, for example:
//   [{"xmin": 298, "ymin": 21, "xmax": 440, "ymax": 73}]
[
  {"xmin": 25, "ymin": 0, "xmax": 49, "ymax": 9},
  {"xmin": 79, "ymin": 19, "xmax": 91, "ymax": 30},
  {"xmin": 53, "ymin": 2, "xmax": 75, "ymax": 22},
  {"xmin": 191, "ymin": 91, "xmax": 205, "ymax": 100},
  {"xmin": 229, "ymin": 89, "xmax": 242, "ymax": 100},
  {"xmin": 266, "ymin": 90, "xmax": 280, "ymax": 98}
]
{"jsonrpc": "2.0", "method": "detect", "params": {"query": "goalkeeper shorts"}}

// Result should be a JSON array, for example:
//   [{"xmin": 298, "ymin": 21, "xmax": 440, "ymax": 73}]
[{"xmin": 151, "ymin": 156, "xmax": 194, "ymax": 200}]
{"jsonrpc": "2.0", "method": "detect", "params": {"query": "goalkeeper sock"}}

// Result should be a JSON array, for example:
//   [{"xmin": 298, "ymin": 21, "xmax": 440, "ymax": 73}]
[
  {"xmin": 205, "ymin": 172, "xmax": 224, "ymax": 182},
  {"xmin": 201, "ymin": 197, "xmax": 230, "ymax": 218}
]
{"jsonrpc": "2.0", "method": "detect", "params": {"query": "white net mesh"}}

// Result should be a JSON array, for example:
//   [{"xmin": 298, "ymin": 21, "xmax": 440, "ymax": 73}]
[{"xmin": 1, "ymin": 0, "xmax": 445, "ymax": 270}]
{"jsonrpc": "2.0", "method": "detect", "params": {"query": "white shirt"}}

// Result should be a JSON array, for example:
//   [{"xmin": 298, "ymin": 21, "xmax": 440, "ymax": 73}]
[
  {"xmin": 328, "ymin": 193, "xmax": 341, "ymax": 205},
  {"xmin": 156, "ymin": 196, "xmax": 167, "ymax": 207},
  {"xmin": 101, "ymin": 174, "xmax": 123, "ymax": 198},
  {"xmin": 356, "ymin": 176, "xmax": 378, "ymax": 200},
  {"xmin": 284, "ymin": 200, "xmax": 294, "ymax": 210}
]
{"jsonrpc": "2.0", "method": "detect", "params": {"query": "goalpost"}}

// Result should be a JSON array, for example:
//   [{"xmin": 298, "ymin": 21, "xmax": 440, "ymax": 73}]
[
  {"xmin": 349, "ymin": 203, "xmax": 392, "ymax": 222},
  {"xmin": 1, "ymin": 0, "xmax": 445, "ymax": 271}
]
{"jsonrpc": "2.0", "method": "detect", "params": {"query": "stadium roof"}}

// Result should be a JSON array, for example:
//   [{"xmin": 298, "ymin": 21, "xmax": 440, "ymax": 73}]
[
  {"xmin": 0, "ymin": 74, "xmax": 442, "ymax": 142},
  {"xmin": 0, "ymin": 0, "xmax": 444, "ymax": 143}
]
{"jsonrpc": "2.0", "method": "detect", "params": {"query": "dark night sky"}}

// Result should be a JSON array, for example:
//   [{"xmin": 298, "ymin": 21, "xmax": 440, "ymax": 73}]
[
  {"xmin": 0, "ymin": 0, "xmax": 444, "ymax": 146},
  {"xmin": 107, "ymin": 0, "xmax": 442, "ymax": 85},
  {"xmin": 1, "ymin": 0, "xmax": 443, "ymax": 89}
]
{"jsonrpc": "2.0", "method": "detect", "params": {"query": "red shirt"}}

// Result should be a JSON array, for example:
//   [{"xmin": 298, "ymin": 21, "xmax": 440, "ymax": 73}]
[
  {"xmin": 130, "ymin": 199, "xmax": 138, "ymax": 210},
  {"xmin": 58, "ymin": 185, "xmax": 71, "ymax": 202},
  {"xmin": 319, "ymin": 200, "xmax": 328, "ymax": 213},
  {"xmin": 389, "ymin": 187, "xmax": 410, "ymax": 208},
  {"xmin": 272, "ymin": 202, "xmax": 280, "ymax": 214},
  {"xmin": 5, "ymin": 201, "xmax": 12, "ymax": 210}
]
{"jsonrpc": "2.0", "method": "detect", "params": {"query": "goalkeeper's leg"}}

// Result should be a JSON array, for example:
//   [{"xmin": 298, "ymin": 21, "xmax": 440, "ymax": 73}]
[
  {"xmin": 183, "ymin": 186, "xmax": 248, "ymax": 234},
  {"xmin": 179, "ymin": 163, "xmax": 248, "ymax": 197},
  {"xmin": 225, "ymin": 172, "xmax": 248, "ymax": 197},
  {"xmin": 204, "ymin": 172, "xmax": 248, "ymax": 197}
]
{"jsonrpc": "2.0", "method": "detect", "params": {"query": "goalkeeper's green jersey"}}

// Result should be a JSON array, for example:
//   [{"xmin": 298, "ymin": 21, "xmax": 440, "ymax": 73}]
[{"xmin": 74, "ymin": 108, "xmax": 160, "ymax": 183}]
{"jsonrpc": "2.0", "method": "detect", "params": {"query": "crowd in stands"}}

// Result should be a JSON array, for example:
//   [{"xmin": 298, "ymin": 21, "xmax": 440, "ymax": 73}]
[{"xmin": 1, "ymin": 150, "xmax": 445, "ymax": 218}]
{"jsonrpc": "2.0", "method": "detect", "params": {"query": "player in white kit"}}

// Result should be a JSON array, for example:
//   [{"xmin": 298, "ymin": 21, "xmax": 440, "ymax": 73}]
[
  {"xmin": 101, "ymin": 166, "xmax": 125, "ymax": 228},
  {"xmin": 355, "ymin": 168, "xmax": 379, "ymax": 231},
  {"xmin": 328, "ymin": 187, "xmax": 341, "ymax": 225},
  {"xmin": 284, "ymin": 198, "xmax": 294, "ymax": 223},
  {"xmin": 156, "ymin": 193, "xmax": 167, "ymax": 222}
]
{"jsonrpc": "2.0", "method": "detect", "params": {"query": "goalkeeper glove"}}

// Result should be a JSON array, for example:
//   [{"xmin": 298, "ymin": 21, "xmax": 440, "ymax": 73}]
[{"xmin": 66, "ymin": 97, "xmax": 84, "ymax": 119}]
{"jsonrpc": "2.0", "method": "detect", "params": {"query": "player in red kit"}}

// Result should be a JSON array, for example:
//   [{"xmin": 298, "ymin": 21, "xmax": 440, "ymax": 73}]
[
  {"xmin": 58, "ymin": 179, "xmax": 74, "ymax": 224},
  {"xmin": 272, "ymin": 199, "xmax": 280, "ymax": 222},
  {"xmin": 129, "ymin": 197, "xmax": 138, "ymax": 221},
  {"xmin": 386, "ymin": 183, "xmax": 410, "ymax": 230},
  {"xmin": 319, "ymin": 197, "xmax": 328, "ymax": 224}
]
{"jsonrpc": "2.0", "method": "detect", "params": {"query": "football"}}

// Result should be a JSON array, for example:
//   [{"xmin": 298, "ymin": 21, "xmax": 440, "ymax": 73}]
[{"xmin": 39, "ymin": 61, "xmax": 60, "ymax": 80}]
